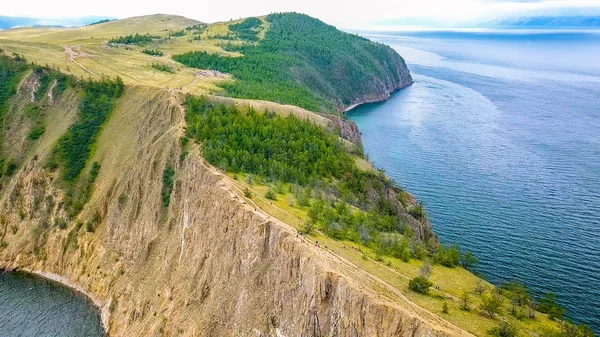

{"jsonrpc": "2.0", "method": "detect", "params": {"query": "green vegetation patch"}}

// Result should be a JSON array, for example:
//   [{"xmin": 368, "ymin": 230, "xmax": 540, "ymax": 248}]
[
  {"xmin": 151, "ymin": 63, "xmax": 174, "ymax": 73},
  {"xmin": 0, "ymin": 53, "xmax": 28, "ymax": 119},
  {"xmin": 142, "ymin": 49, "xmax": 164, "ymax": 57},
  {"xmin": 174, "ymin": 13, "xmax": 407, "ymax": 112},
  {"xmin": 86, "ymin": 18, "xmax": 116, "ymax": 26},
  {"xmin": 51, "ymin": 76, "xmax": 124, "ymax": 181},
  {"xmin": 0, "ymin": 55, "xmax": 74, "ymax": 179},
  {"xmin": 109, "ymin": 33, "xmax": 160, "ymax": 46},
  {"xmin": 162, "ymin": 164, "xmax": 175, "ymax": 208},
  {"xmin": 32, "ymin": 65, "xmax": 73, "ymax": 101},
  {"xmin": 185, "ymin": 95, "xmax": 353, "ymax": 184},
  {"xmin": 229, "ymin": 17, "xmax": 263, "ymax": 41},
  {"xmin": 185, "ymin": 24, "xmax": 207, "ymax": 33},
  {"xmin": 169, "ymin": 30, "xmax": 185, "ymax": 37},
  {"xmin": 186, "ymin": 95, "xmax": 441, "ymax": 261}
]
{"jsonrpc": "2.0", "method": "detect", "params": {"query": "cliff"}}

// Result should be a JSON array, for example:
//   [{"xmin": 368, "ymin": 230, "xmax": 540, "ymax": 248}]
[{"xmin": 0, "ymin": 74, "xmax": 463, "ymax": 336}]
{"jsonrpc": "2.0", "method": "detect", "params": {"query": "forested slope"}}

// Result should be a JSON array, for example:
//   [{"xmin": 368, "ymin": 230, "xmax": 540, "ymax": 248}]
[{"xmin": 174, "ymin": 13, "xmax": 413, "ymax": 112}]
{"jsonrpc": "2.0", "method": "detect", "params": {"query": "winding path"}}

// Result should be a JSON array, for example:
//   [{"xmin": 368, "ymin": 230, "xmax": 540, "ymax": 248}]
[{"xmin": 62, "ymin": 46, "xmax": 99, "ymax": 78}]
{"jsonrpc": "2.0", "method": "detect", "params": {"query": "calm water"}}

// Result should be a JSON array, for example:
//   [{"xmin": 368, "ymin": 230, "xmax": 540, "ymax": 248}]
[
  {"xmin": 0, "ymin": 271, "xmax": 104, "ymax": 337},
  {"xmin": 350, "ymin": 29, "xmax": 600, "ymax": 331}
]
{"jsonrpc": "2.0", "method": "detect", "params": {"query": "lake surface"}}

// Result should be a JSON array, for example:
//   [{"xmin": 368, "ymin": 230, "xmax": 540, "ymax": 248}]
[
  {"xmin": 350, "ymin": 29, "xmax": 600, "ymax": 332},
  {"xmin": 0, "ymin": 271, "xmax": 104, "ymax": 337}
]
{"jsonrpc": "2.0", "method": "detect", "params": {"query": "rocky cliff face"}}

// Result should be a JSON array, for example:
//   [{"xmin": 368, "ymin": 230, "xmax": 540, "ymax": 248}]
[
  {"xmin": 340, "ymin": 52, "xmax": 413, "ymax": 113},
  {"xmin": 326, "ymin": 115, "xmax": 364, "ymax": 146},
  {"xmin": 0, "ymin": 82, "xmax": 459, "ymax": 337}
]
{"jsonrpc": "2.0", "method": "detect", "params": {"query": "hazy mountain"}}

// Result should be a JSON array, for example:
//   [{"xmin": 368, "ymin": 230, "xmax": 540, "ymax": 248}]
[{"xmin": 0, "ymin": 15, "xmax": 115, "ymax": 29}]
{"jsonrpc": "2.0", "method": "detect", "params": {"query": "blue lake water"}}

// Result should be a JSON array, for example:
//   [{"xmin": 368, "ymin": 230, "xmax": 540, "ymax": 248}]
[
  {"xmin": 0, "ymin": 271, "xmax": 104, "ymax": 337},
  {"xmin": 350, "ymin": 29, "xmax": 600, "ymax": 332}
]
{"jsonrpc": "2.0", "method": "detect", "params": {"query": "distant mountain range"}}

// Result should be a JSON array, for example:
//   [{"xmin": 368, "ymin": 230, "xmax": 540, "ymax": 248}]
[
  {"xmin": 487, "ymin": 16, "xmax": 600, "ymax": 27},
  {"xmin": 0, "ymin": 16, "xmax": 115, "ymax": 29}
]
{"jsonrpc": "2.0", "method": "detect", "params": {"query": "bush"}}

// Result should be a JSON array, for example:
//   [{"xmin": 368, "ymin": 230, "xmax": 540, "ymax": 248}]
[
  {"xmin": 461, "ymin": 291, "xmax": 471, "ymax": 311},
  {"xmin": 265, "ymin": 189, "xmax": 277, "ymax": 200},
  {"xmin": 28, "ymin": 124, "xmax": 45, "ymax": 140},
  {"xmin": 408, "ymin": 276, "xmax": 433, "ymax": 294},
  {"xmin": 434, "ymin": 244, "xmax": 461, "ymax": 268},
  {"xmin": 489, "ymin": 320, "xmax": 518, "ymax": 337},
  {"xmin": 243, "ymin": 187, "xmax": 252, "ymax": 198},
  {"xmin": 481, "ymin": 291, "xmax": 504, "ymax": 318},
  {"xmin": 461, "ymin": 250, "xmax": 479, "ymax": 270},
  {"xmin": 537, "ymin": 293, "xmax": 565, "ymax": 321}
]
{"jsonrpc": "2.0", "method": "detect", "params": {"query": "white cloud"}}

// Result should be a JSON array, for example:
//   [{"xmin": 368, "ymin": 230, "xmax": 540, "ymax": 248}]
[{"xmin": 1, "ymin": 0, "xmax": 600, "ymax": 28}]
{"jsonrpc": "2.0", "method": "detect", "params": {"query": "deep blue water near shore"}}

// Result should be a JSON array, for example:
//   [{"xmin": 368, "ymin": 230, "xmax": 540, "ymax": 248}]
[
  {"xmin": 0, "ymin": 271, "xmax": 104, "ymax": 337},
  {"xmin": 350, "ymin": 29, "xmax": 600, "ymax": 332}
]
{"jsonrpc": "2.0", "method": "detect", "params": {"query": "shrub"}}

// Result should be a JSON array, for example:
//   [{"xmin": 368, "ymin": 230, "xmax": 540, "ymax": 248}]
[
  {"xmin": 162, "ymin": 164, "xmax": 175, "ymax": 208},
  {"xmin": 151, "ymin": 63, "xmax": 174, "ymax": 73},
  {"xmin": 28, "ymin": 124, "xmax": 45, "ymax": 140},
  {"xmin": 489, "ymin": 320, "xmax": 518, "ymax": 337},
  {"xmin": 408, "ymin": 276, "xmax": 433, "ymax": 294},
  {"xmin": 537, "ymin": 292, "xmax": 565, "ymax": 321},
  {"xmin": 243, "ymin": 187, "xmax": 252, "ymax": 198},
  {"xmin": 461, "ymin": 291, "xmax": 471, "ymax": 311},
  {"xmin": 434, "ymin": 244, "xmax": 461, "ymax": 268},
  {"xmin": 461, "ymin": 250, "xmax": 479, "ymax": 270},
  {"xmin": 142, "ymin": 49, "xmax": 164, "ymax": 56},
  {"xmin": 481, "ymin": 291, "xmax": 504, "ymax": 318},
  {"xmin": 265, "ymin": 189, "xmax": 277, "ymax": 200},
  {"xmin": 409, "ymin": 202, "xmax": 426, "ymax": 219}
]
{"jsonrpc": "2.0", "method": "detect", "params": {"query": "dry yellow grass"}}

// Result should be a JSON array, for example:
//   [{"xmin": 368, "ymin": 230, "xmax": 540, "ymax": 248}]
[
  {"xmin": 0, "ymin": 14, "xmax": 331, "ymax": 126},
  {"xmin": 0, "ymin": 14, "xmax": 235, "ymax": 94}
]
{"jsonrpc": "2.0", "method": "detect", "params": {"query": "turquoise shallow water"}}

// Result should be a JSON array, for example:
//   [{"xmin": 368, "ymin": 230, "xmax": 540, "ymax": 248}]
[
  {"xmin": 350, "ymin": 30, "xmax": 600, "ymax": 332},
  {"xmin": 0, "ymin": 271, "xmax": 104, "ymax": 337}
]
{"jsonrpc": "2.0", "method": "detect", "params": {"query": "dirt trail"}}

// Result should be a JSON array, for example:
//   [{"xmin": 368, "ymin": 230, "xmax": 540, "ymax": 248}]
[{"xmin": 63, "ymin": 45, "xmax": 99, "ymax": 78}]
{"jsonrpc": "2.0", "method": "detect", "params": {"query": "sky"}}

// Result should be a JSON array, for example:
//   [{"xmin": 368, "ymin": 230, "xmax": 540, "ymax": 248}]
[{"xmin": 2, "ymin": 0, "xmax": 600, "ymax": 28}]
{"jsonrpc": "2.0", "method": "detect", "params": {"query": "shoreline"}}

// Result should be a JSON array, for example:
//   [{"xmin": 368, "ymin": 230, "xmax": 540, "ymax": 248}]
[
  {"xmin": 343, "ymin": 81, "xmax": 413, "ymax": 113},
  {"xmin": 3, "ymin": 267, "xmax": 109, "ymax": 335}
]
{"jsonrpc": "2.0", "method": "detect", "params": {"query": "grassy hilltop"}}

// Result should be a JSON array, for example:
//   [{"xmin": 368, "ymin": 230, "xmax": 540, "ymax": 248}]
[{"xmin": 0, "ymin": 13, "xmax": 595, "ymax": 337}]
